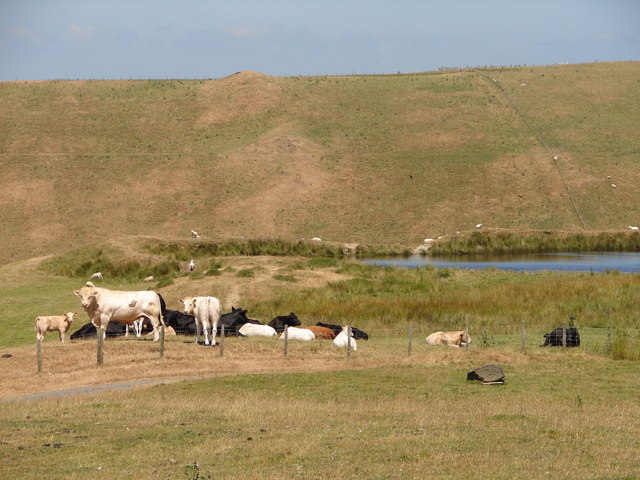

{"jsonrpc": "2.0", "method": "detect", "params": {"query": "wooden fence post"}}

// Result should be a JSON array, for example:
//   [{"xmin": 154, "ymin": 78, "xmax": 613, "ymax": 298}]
[
  {"xmin": 607, "ymin": 325, "xmax": 612, "ymax": 353},
  {"xmin": 159, "ymin": 324, "xmax": 165, "ymax": 358},
  {"xmin": 562, "ymin": 323, "xmax": 567, "ymax": 348},
  {"xmin": 521, "ymin": 321, "xmax": 526, "ymax": 350},
  {"xmin": 97, "ymin": 330, "xmax": 104, "ymax": 365},
  {"xmin": 465, "ymin": 321, "xmax": 469, "ymax": 349},
  {"xmin": 283, "ymin": 326, "xmax": 288, "ymax": 356},
  {"xmin": 220, "ymin": 325, "xmax": 225, "ymax": 357},
  {"xmin": 347, "ymin": 326, "xmax": 352, "ymax": 357},
  {"xmin": 408, "ymin": 324, "xmax": 413, "ymax": 356},
  {"xmin": 36, "ymin": 338, "xmax": 42, "ymax": 373}
]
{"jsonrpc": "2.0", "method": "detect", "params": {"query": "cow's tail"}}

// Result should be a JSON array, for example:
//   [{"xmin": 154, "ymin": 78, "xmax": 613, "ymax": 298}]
[{"xmin": 157, "ymin": 293, "xmax": 167, "ymax": 326}]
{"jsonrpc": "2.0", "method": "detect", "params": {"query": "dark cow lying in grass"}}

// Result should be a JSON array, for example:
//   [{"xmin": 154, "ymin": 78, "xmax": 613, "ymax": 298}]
[
  {"xmin": 163, "ymin": 309, "xmax": 197, "ymax": 335},
  {"xmin": 71, "ymin": 321, "xmax": 129, "ymax": 339},
  {"xmin": 268, "ymin": 312, "xmax": 301, "ymax": 333},
  {"xmin": 542, "ymin": 327, "xmax": 580, "ymax": 347},
  {"xmin": 218, "ymin": 307, "xmax": 262, "ymax": 336},
  {"xmin": 164, "ymin": 306, "xmax": 260, "ymax": 337},
  {"xmin": 316, "ymin": 322, "xmax": 369, "ymax": 340}
]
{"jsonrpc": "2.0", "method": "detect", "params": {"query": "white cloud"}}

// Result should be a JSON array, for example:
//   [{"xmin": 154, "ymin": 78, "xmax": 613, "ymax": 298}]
[
  {"xmin": 221, "ymin": 25, "xmax": 268, "ymax": 39},
  {"xmin": 593, "ymin": 33, "xmax": 615, "ymax": 42},
  {"xmin": 9, "ymin": 26, "xmax": 40, "ymax": 44},
  {"xmin": 63, "ymin": 24, "xmax": 100, "ymax": 46}
]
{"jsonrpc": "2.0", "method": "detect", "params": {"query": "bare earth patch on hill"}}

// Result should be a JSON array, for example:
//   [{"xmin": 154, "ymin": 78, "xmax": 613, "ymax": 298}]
[
  {"xmin": 213, "ymin": 129, "xmax": 332, "ymax": 238},
  {"xmin": 196, "ymin": 71, "xmax": 284, "ymax": 126}
]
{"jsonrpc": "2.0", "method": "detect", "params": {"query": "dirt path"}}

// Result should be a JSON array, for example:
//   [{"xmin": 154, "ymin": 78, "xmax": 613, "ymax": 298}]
[{"xmin": 2, "ymin": 377, "xmax": 189, "ymax": 402}]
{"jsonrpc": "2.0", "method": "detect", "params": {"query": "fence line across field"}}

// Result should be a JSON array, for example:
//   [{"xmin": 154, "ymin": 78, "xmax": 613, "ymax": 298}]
[{"xmin": 34, "ymin": 322, "xmax": 628, "ymax": 372}]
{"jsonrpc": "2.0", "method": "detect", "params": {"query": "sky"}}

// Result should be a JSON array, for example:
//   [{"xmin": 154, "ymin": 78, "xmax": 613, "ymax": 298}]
[{"xmin": 0, "ymin": 0, "xmax": 638, "ymax": 81}]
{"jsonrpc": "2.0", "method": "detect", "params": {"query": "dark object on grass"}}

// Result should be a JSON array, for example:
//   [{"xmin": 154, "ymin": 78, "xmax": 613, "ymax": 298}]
[
  {"xmin": 467, "ymin": 364, "xmax": 505, "ymax": 384},
  {"xmin": 542, "ymin": 327, "xmax": 580, "ymax": 347}
]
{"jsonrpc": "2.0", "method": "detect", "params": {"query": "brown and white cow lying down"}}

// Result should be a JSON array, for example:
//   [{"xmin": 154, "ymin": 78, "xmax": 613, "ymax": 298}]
[
  {"xmin": 305, "ymin": 326, "xmax": 336, "ymax": 339},
  {"xmin": 35, "ymin": 312, "xmax": 76, "ymax": 343},
  {"xmin": 425, "ymin": 330, "xmax": 471, "ymax": 347}
]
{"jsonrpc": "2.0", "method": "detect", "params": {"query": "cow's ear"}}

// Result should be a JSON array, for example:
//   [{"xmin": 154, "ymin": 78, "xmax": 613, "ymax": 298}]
[
  {"xmin": 192, "ymin": 298, "xmax": 197, "ymax": 307},
  {"xmin": 178, "ymin": 300, "xmax": 184, "ymax": 305},
  {"xmin": 73, "ymin": 290, "xmax": 80, "ymax": 296}
]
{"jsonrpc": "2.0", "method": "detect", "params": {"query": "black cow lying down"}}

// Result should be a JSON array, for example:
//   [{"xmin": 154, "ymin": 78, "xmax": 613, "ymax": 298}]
[
  {"xmin": 218, "ymin": 307, "xmax": 262, "ymax": 336},
  {"xmin": 163, "ymin": 307, "xmax": 261, "ymax": 337},
  {"xmin": 71, "ymin": 307, "xmax": 263, "ymax": 340},
  {"xmin": 70, "ymin": 321, "xmax": 129, "ymax": 340},
  {"xmin": 542, "ymin": 327, "xmax": 580, "ymax": 347},
  {"xmin": 316, "ymin": 322, "xmax": 369, "ymax": 340},
  {"xmin": 268, "ymin": 312, "xmax": 301, "ymax": 333}
]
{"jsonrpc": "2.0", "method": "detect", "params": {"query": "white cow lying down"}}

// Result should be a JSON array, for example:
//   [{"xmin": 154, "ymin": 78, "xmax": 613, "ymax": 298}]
[
  {"xmin": 35, "ymin": 312, "xmax": 76, "ymax": 343},
  {"xmin": 279, "ymin": 326, "xmax": 315, "ymax": 341},
  {"xmin": 239, "ymin": 323, "xmax": 277, "ymax": 338},
  {"xmin": 425, "ymin": 330, "xmax": 471, "ymax": 347},
  {"xmin": 74, "ymin": 285, "xmax": 165, "ymax": 341},
  {"xmin": 333, "ymin": 325, "xmax": 357, "ymax": 351}
]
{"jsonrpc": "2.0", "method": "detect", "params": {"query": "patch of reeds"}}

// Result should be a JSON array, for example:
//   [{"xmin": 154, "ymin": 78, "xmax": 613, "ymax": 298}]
[
  {"xmin": 429, "ymin": 231, "xmax": 640, "ymax": 255},
  {"xmin": 246, "ymin": 262, "xmax": 640, "ymax": 333},
  {"xmin": 611, "ymin": 329, "xmax": 640, "ymax": 361},
  {"xmin": 143, "ymin": 238, "xmax": 408, "ymax": 260},
  {"xmin": 39, "ymin": 245, "xmax": 181, "ymax": 281}
]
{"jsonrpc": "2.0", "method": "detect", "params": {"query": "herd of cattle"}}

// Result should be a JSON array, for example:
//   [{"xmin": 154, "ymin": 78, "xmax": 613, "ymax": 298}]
[{"xmin": 33, "ymin": 283, "xmax": 580, "ymax": 349}]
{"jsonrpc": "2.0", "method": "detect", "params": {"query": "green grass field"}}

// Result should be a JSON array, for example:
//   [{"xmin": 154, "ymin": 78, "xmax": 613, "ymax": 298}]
[
  {"xmin": 2, "ymin": 351, "xmax": 639, "ymax": 480},
  {"xmin": 1, "ymin": 249, "xmax": 639, "ymax": 479}
]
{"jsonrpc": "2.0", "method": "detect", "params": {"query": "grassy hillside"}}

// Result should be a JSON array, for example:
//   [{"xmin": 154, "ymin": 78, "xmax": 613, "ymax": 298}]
[{"xmin": 1, "ymin": 62, "xmax": 639, "ymax": 264}]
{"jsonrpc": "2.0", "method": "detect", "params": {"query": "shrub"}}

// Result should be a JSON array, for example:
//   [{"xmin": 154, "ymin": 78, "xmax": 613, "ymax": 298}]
[
  {"xmin": 236, "ymin": 269, "xmax": 255, "ymax": 278},
  {"xmin": 611, "ymin": 329, "xmax": 640, "ymax": 361},
  {"xmin": 273, "ymin": 274, "xmax": 297, "ymax": 282}
]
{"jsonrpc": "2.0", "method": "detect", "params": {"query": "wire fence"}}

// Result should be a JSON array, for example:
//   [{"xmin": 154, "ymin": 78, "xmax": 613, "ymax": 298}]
[
  {"xmin": 364, "ymin": 324, "xmax": 617, "ymax": 354},
  {"xmin": 35, "ymin": 322, "xmax": 630, "ymax": 372}
]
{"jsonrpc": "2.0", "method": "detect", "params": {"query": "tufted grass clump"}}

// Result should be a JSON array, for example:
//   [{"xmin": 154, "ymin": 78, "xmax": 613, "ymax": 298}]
[
  {"xmin": 430, "ymin": 231, "xmax": 640, "ymax": 255},
  {"xmin": 39, "ymin": 245, "xmax": 181, "ymax": 282},
  {"xmin": 611, "ymin": 329, "xmax": 640, "ymax": 361}
]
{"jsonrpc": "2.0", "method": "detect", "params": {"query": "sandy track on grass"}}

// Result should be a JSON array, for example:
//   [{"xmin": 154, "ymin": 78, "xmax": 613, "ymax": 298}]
[{"xmin": 0, "ymin": 337, "xmax": 394, "ymax": 402}]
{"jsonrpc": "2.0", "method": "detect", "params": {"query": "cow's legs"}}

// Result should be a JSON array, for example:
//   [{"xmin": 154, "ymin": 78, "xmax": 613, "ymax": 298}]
[
  {"xmin": 135, "ymin": 319, "xmax": 143, "ymax": 338},
  {"xmin": 195, "ymin": 320, "xmax": 202, "ymax": 344},
  {"xmin": 211, "ymin": 323, "xmax": 217, "ymax": 346},
  {"xmin": 151, "ymin": 317, "xmax": 160, "ymax": 342},
  {"xmin": 203, "ymin": 322, "xmax": 211, "ymax": 346}
]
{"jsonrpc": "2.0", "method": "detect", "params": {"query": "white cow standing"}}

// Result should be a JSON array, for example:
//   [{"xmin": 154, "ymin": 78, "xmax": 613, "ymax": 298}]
[
  {"xmin": 179, "ymin": 296, "xmax": 222, "ymax": 346},
  {"xmin": 74, "ymin": 285, "xmax": 165, "ymax": 341}
]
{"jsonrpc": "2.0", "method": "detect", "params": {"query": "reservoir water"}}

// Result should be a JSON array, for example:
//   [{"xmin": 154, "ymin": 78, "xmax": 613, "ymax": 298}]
[{"xmin": 362, "ymin": 252, "xmax": 640, "ymax": 273}]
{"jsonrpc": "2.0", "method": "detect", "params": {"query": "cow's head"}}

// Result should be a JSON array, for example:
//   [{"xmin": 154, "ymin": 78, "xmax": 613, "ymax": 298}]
[
  {"xmin": 285, "ymin": 312, "xmax": 301, "ymax": 327},
  {"xmin": 460, "ymin": 331, "xmax": 472, "ymax": 346},
  {"xmin": 64, "ymin": 312, "xmax": 76, "ymax": 324},
  {"xmin": 73, "ymin": 287, "xmax": 99, "ymax": 310},
  {"xmin": 179, "ymin": 297, "xmax": 196, "ymax": 315}
]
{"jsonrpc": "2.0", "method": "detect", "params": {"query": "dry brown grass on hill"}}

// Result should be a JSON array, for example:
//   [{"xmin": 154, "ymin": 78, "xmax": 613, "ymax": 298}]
[
  {"xmin": 1, "ymin": 63, "xmax": 639, "ymax": 264},
  {"xmin": 196, "ymin": 71, "xmax": 283, "ymax": 126},
  {"xmin": 159, "ymin": 254, "xmax": 350, "ymax": 310}
]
